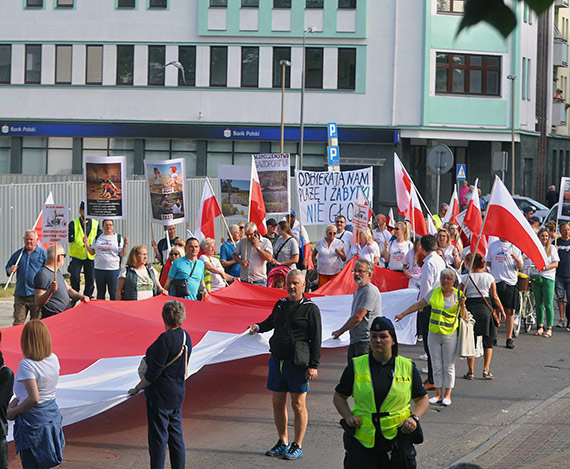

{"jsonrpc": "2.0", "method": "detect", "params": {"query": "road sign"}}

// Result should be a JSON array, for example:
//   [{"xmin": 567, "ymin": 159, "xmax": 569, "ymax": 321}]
[
  {"xmin": 327, "ymin": 146, "xmax": 339, "ymax": 167},
  {"xmin": 456, "ymin": 164, "xmax": 467, "ymax": 181},
  {"xmin": 327, "ymin": 122, "xmax": 338, "ymax": 139},
  {"xmin": 427, "ymin": 145, "xmax": 454, "ymax": 175}
]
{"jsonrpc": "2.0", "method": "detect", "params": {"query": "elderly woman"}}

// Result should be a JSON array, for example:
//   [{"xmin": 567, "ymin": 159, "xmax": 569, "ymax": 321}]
[
  {"xmin": 381, "ymin": 221, "xmax": 413, "ymax": 272},
  {"xmin": 395, "ymin": 268, "xmax": 467, "ymax": 406},
  {"xmin": 436, "ymin": 229, "xmax": 461, "ymax": 269},
  {"xmin": 117, "ymin": 245, "xmax": 166, "ymax": 300},
  {"xmin": 84, "ymin": 219, "xmax": 128, "ymax": 300},
  {"xmin": 312, "ymin": 224, "xmax": 346, "ymax": 288},
  {"xmin": 333, "ymin": 317, "xmax": 429, "ymax": 467},
  {"xmin": 461, "ymin": 253, "xmax": 506, "ymax": 380},
  {"xmin": 129, "ymin": 300, "xmax": 191, "ymax": 469},
  {"xmin": 159, "ymin": 246, "xmax": 184, "ymax": 288},
  {"xmin": 270, "ymin": 221, "xmax": 300, "ymax": 270},
  {"xmin": 199, "ymin": 238, "xmax": 235, "ymax": 292},
  {"xmin": 349, "ymin": 229, "xmax": 380, "ymax": 266},
  {"xmin": 8, "ymin": 320, "xmax": 64, "ymax": 468}
]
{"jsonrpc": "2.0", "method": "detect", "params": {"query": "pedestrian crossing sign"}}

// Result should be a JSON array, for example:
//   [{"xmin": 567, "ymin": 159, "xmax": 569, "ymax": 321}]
[{"xmin": 456, "ymin": 164, "xmax": 467, "ymax": 181}]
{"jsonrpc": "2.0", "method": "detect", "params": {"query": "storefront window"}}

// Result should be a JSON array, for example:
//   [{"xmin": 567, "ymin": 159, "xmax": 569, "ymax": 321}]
[{"xmin": 0, "ymin": 138, "xmax": 10, "ymax": 173}]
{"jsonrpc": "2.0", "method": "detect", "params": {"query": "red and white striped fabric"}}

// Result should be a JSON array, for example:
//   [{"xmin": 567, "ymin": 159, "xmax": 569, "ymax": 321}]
[
  {"xmin": 427, "ymin": 214, "xmax": 437, "ymax": 235},
  {"xmin": 464, "ymin": 179, "xmax": 487, "ymax": 255},
  {"xmin": 386, "ymin": 207, "xmax": 395, "ymax": 230},
  {"xmin": 194, "ymin": 181, "xmax": 222, "ymax": 242},
  {"xmin": 33, "ymin": 192, "xmax": 54, "ymax": 249},
  {"xmin": 249, "ymin": 156, "xmax": 267, "ymax": 236},
  {"xmin": 394, "ymin": 153, "xmax": 412, "ymax": 216},
  {"xmin": 409, "ymin": 186, "xmax": 427, "ymax": 237},
  {"xmin": 483, "ymin": 176, "xmax": 547, "ymax": 270},
  {"xmin": 442, "ymin": 186, "xmax": 460, "ymax": 225}
]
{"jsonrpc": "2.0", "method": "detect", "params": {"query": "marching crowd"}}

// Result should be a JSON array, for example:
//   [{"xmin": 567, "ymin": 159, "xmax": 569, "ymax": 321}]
[{"xmin": 1, "ymin": 190, "xmax": 566, "ymax": 468}]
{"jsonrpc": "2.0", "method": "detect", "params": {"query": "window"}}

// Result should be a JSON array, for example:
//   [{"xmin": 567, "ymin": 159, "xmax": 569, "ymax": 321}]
[
  {"xmin": 116, "ymin": 45, "xmax": 134, "ymax": 85},
  {"xmin": 338, "ymin": 48, "xmax": 356, "ymax": 90},
  {"xmin": 86, "ymin": 45, "xmax": 103, "ymax": 85},
  {"xmin": 527, "ymin": 58, "xmax": 531, "ymax": 100},
  {"xmin": 306, "ymin": 0, "xmax": 324, "ymax": 7},
  {"xmin": 242, "ymin": 0, "xmax": 259, "ymax": 6},
  {"xmin": 178, "ymin": 46, "xmax": 196, "ymax": 86},
  {"xmin": 25, "ymin": 45, "xmax": 41, "ymax": 84},
  {"xmin": 435, "ymin": 53, "xmax": 501, "ymax": 96},
  {"xmin": 0, "ymin": 45, "xmax": 11, "ymax": 84},
  {"xmin": 522, "ymin": 58, "xmax": 528, "ymax": 100},
  {"xmin": 149, "ymin": 0, "xmax": 167, "ymax": 8},
  {"xmin": 210, "ymin": 0, "xmax": 227, "ymax": 6},
  {"xmin": 55, "ymin": 45, "xmax": 72, "ymax": 84},
  {"xmin": 25, "ymin": 0, "xmax": 43, "ymax": 8},
  {"xmin": 148, "ymin": 45, "xmax": 165, "ymax": 86},
  {"xmin": 117, "ymin": 0, "xmax": 135, "ymax": 7},
  {"xmin": 22, "ymin": 137, "xmax": 47, "ymax": 175},
  {"xmin": 210, "ymin": 46, "xmax": 227, "ymax": 87},
  {"xmin": 338, "ymin": 0, "xmax": 356, "ymax": 8},
  {"xmin": 274, "ymin": 0, "xmax": 291, "ymax": 7},
  {"xmin": 305, "ymin": 47, "xmax": 323, "ymax": 89},
  {"xmin": 56, "ymin": 0, "xmax": 74, "ymax": 7},
  {"xmin": 241, "ymin": 47, "xmax": 259, "ymax": 88},
  {"xmin": 273, "ymin": 47, "xmax": 291, "ymax": 88},
  {"xmin": 436, "ymin": 0, "xmax": 464, "ymax": 13}
]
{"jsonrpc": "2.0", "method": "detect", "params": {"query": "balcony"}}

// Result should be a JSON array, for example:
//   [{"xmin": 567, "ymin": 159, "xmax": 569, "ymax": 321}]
[
  {"xmin": 552, "ymin": 101, "xmax": 567, "ymax": 126},
  {"xmin": 554, "ymin": 39, "xmax": 569, "ymax": 67}
]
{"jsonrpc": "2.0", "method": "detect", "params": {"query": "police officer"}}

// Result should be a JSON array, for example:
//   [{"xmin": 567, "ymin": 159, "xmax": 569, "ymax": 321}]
[{"xmin": 333, "ymin": 317, "xmax": 429, "ymax": 468}]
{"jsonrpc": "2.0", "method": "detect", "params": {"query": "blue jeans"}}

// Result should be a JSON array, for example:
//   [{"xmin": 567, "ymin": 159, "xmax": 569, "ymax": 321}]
[
  {"xmin": 68, "ymin": 257, "xmax": 95, "ymax": 298},
  {"xmin": 94, "ymin": 268, "xmax": 120, "ymax": 300},
  {"xmin": 250, "ymin": 279, "xmax": 266, "ymax": 286},
  {"xmin": 146, "ymin": 401, "xmax": 185, "ymax": 469}
]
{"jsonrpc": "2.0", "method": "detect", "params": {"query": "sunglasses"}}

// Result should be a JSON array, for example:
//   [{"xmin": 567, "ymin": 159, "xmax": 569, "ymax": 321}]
[
  {"xmin": 394, "ymin": 228, "xmax": 400, "ymax": 231},
  {"xmin": 239, "ymin": 226, "xmax": 245, "ymax": 230},
  {"xmin": 327, "ymin": 231, "xmax": 337, "ymax": 235},
  {"xmin": 58, "ymin": 253, "xmax": 66, "ymax": 258}
]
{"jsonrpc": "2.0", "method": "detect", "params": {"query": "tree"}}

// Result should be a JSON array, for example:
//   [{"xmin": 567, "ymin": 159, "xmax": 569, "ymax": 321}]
[{"xmin": 459, "ymin": 0, "xmax": 555, "ymax": 38}]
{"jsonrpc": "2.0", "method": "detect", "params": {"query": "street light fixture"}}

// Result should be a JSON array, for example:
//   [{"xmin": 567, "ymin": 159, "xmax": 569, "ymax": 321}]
[
  {"xmin": 279, "ymin": 59, "xmax": 292, "ymax": 153},
  {"xmin": 299, "ymin": 26, "xmax": 317, "ymax": 170},
  {"xmin": 507, "ymin": 74, "xmax": 516, "ymax": 194}
]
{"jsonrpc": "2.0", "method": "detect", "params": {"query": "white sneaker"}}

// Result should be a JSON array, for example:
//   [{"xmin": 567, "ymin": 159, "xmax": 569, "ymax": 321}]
[
  {"xmin": 441, "ymin": 398, "xmax": 452, "ymax": 406},
  {"xmin": 428, "ymin": 396, "xmax": 442, "ymax": 405},
  {"xmin": 418, "ymin": 353, "xmax": 428, "ymax": 361},
  {"xmin": 421, "ymin": 367, "xmax": 429, "ymax": 374}
]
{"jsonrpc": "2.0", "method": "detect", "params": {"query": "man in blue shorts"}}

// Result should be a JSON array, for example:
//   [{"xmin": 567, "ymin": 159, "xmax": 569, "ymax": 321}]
[{"xmin": 249, "ymin": 269, "xmax": 322, "ymax": 460}]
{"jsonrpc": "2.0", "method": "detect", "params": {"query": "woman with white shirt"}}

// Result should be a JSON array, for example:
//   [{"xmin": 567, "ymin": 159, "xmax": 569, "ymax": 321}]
[
  {"xmin": 436, "ymin": 229, "xmax": 460, "ymax": 269},
  {"xmin": 530, "ymin": 228, "xmax": 560, "ymax": 338},
  {"xmin": 312, "ymin": 224, "xmax": 346, "ymax": 287},
  {"xmin": 199, "ymin": 238, "xmax": 235, "ymax": 292},
  {"xmin": 403, "ymin": 237, "xmax": 424, "ymax": 289},
  {"xmin": 7, "ymin": 320, "xmax": 64, "ymax": 468},
  {"xmin": 85, "ymin": 219, "xmax": 128, "ymax": 300},
  {"xmin": 460, "ymin": 252, "xmax": 506, "ymax": 380},
  {"xmin": 349, "ymin": 229, "xmax": 380, "ymax": 265},
  {"xmin": 381, "ymin": 221, "xmax": 413, "ymax": 271}
]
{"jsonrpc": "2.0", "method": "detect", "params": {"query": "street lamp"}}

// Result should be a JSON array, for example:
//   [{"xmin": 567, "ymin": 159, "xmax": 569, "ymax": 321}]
[
  {"xmin": 279, "ymin": 59, "xmax": 292, "ymax": 153},
  {"xmin": 507, "ymin": 74, "xmax": 517, "ymax": 194},
  {"xmin": 298, "ymin": 26, "xmax": 317, "ymax": 170}
]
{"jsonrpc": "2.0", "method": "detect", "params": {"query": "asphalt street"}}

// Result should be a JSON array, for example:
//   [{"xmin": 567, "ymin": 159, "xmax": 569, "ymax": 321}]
[{"xmin": 1, "ymin": 296, "xmax": 570, "ymax": 467}]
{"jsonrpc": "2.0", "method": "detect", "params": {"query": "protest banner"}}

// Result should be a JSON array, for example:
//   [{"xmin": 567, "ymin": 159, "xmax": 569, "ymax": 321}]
[
  {"xmin": 219, "ymin": 164, "xmax": 250, "ymax": 221},
  {"xmin": 557, "ymin": 177, "xmax": 570, "ymax": 221},
  {"xmin": 83, "ymin": 156, "xmax": 126, "ymax": 219},
  {"xmin": 253, "ymin": 153, "xmax": 290, "ymax": 216},
  {"xmin": 352, "ymin": 202, "xmax": 370, "ymax": 231},
  {"xmin": 144, "ymin": 158, "xmax": 186, "ymax": 226},
  {"xmin": 42, "ymin": 204, "xmax": 69, "ymax": 244},
  {"xmin": 295, "ymin": 167, "xmax": 373, "ymax": 225}
]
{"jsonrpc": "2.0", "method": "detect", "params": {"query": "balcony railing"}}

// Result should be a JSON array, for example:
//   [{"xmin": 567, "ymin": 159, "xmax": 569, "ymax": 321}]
[
  {"xmin": 553, "ymin": 101, "xmax": 567, "ymax": 126},
  {"xmin": 554, "ymin": 39, "xmax": 569, "ymax": 67}
]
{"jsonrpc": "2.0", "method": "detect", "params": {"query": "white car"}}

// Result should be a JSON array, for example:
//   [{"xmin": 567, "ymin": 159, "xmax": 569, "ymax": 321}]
[{"xmin": 481, "ymin": 194, "xmax": 549, "ymax": 221}]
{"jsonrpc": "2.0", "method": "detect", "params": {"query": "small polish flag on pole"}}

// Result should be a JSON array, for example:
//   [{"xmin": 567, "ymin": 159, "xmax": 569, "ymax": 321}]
[
  {"xmin": 195, "ymin": 180, "xmax": 222, "ymax": 242},
  {"xmin": 248, "ymin": 156, "xmax": 268, "ymax": 236}
]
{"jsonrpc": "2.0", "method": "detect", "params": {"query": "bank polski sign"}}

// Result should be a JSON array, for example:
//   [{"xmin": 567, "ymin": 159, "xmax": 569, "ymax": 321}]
[{"xmin": 295, "ymin": 167, "xmax": 373, "ymax": 225}]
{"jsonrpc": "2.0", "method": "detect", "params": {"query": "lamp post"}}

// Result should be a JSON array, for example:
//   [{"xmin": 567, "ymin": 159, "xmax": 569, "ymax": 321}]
[
  {"xmin": 279, "ymin": 59, "xmax": 291, "ymax": 153},
  {"xmin": 507, "ymin": 74, "xmax": 517, "ymax": 194},
  {"xmin": 298, "ymin": 26, "xmax": 317, "ymax": 170}
]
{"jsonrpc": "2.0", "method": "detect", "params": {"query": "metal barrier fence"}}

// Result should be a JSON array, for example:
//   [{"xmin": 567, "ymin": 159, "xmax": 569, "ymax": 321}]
[{"xmin": 0, "ymin": 178, "xmax": 321, "ymax": 284}]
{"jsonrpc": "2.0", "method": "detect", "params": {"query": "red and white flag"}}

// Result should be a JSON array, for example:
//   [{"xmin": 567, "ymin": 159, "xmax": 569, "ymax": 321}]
[
  {"xmin": 427, "ymin": 215, "xmax": 437, "ymax": 236},
  {"xmin": 464, "ymin": 179, "xmax": 487, "ymax": 255},
  {"xmin": 195, "ymin": 180, "xmax": 222, "ymax": 242},
  {"xmin": 483, "ymin": 176, "xmax": 547, "ymax": 270},
  {"xmin": 409, "ymin": 186, "xmax": 427, "ymax": 237},
  {"xmin": 442, "ymin": 186, "xmax": 460, "ymax": 224},
  {"xmin": 249, "ymin": 156, "xmax": 267, "ymax": 236},
  {"xmin": 387, "ymin": 207, "xmax": 395, "ymax": 230},
  {"xmin": 394, "ymin": 153, "xmax": 412, "ymax": 216},
  {"xmin": 34, "ymin": 192, "xmax": 54, "ymax": 249}
]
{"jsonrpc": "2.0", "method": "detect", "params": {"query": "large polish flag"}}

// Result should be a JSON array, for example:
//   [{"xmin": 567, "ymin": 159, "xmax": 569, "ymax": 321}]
[
  {"xmin": 464, "ymin": 179, "xmax": 487, "ymax": 255},
  {"xmin": 442, "ymin": 186, "xmax": 460, "ymax": 224},
  {"xmin": 34, "ymin": 192, "xmax": 54, "ymax": 249},
  {"xmin": 394, "ymin": 153, "xmax": 412, "ymax": 216},
  {"xmin": 409, "ymin": 186, "xmax": 427, "ymax": 237},
  {"xmin": 195, "ymin": 180, "xmax": 222, "ymax": 242},
  {"xmin": 483, "ymin": 176, "xmax": 547, "ymax": 270},
  {"xmin": 249, "ymin": 156, "xmax": 267, "ymax": 236}
]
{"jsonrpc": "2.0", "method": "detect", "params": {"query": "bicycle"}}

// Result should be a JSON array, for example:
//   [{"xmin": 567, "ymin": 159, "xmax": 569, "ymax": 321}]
[{"xmin": 513, "ymin": 271, "xmax": 536, "ymax": 337}]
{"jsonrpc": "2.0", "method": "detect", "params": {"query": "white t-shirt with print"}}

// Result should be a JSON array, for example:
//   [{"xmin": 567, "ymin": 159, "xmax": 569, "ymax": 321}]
[
  {"xmin": 349, "ymin": 242, "xmax": 380, "ymax": 265},
  {"xmin": 388, "ymin": 240, "xmax": 413, "ymax": 271},
  {"xmin": 485, "ymin": 240, "xmax": 522, "ymax": 286},
  {"xmin": 92, "ymin": 233, "xmax": 123, "ymax": 270}
]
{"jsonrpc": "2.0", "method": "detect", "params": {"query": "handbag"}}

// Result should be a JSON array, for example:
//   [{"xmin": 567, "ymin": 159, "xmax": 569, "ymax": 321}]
[
  {"xmin": 172, "ymin": 261, "xmax": 198, "ymax": 297},
  {"xmin": 465, "ymin": 273, "xmax": 500, "ymax": 327},
  {"xmin": 457, "ymin": 310, "xmax": 476, "ymax": 358},
  {"xmin": 138, "ymin": 331, "xmax": 188, "ymax": 380}
]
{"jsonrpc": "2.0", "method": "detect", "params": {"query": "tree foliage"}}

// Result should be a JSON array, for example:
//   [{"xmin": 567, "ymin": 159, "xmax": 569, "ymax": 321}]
[{"xmin": 459, "ymin": 0, "xmax": 556, "ymax": 37}]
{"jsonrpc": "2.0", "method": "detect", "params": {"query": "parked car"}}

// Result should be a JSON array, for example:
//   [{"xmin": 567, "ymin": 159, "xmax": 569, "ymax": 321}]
[
  {"xmin": 542, "ymin": 203, "xmax": 570, "ymax": 226},
  {"xmin": 481, "ymin": 194, "xmax": 549, "ymax": 221}
]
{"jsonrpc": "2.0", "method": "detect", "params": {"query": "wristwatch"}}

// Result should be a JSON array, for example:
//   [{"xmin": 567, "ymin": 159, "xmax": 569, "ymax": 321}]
[{"xmin": 411, "ymin": 413, "xmax": 420, "ymax": 423}]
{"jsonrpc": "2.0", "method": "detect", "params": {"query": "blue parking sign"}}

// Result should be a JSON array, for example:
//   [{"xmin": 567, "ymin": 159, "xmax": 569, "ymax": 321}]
[
  {"xmin": 327, "ymin": 122, "xmax": 338, "ymax": 139},
  {"xmin": 456, "ymin": 164, "xmax": 467, "ymax": 181},
  {"xmin": 327, "ymin": 146, "xmax": 339, "ymax": 166}
]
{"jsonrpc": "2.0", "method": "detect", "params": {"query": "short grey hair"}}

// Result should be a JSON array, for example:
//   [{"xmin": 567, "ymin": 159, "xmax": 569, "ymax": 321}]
[
  {"xmin": 325, "ymin": 224, "xmax": 336, "ymax": 235},
  {"xmin": 440, "ymin": 268, "xmax": 456, "ymax": 280},
  {"xmin": 244, "ymin": 222, "xmax": 257, "ymax": 232},
  {"xmin": 46, "ymin": 244, "xmax": 64, "ymax": 260},
  {"xmin": 354, "ymin": 258, "xmax": 374, "ymax": 274},
  {"xmin": 162, "ymin": 300, "xmax": 186, "ymax": 328},
  {"xmin": 200, "ymin": 237, "xmax": 215, "ymax": 251},
  {"xmin": 229, "ymin": 224, "xmax": 240, "ymax": 235},
  {"xmin": 24, "ymin": 230, "xmax": 38, "ymax": 239},
  {"xmin": 287, "ymin": 269, "xmax": 305, "ymax": 281},
  {"xmin": 440, "ymin": 203, "xmax": 449, "ymax": 211}
]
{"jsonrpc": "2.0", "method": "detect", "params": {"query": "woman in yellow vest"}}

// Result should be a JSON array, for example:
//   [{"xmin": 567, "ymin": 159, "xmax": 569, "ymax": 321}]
[
  {"xmin": 334, "ymin": 317, "xmax": 429, "ymax": 468},
  {"xmin": 396, "ymin": 268, "xmax": 466, "ymax": 407}
]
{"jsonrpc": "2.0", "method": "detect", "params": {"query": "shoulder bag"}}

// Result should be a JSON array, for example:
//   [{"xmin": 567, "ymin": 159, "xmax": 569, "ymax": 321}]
[
  {"xmin": 172, "ymin": 261, "xmax": 197, "ymax": 298},
  {"xmin": 138, "ymin": 331, "xmax": 188, "ymax": 381}
]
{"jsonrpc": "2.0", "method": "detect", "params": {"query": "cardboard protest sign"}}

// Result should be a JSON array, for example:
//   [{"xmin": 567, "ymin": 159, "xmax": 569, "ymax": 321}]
[
  {"xmin": 253, "ymin": 153, "xmax": 290, "ymax": 216},
  {"xmin": 83, "ymin": 156, "xmax": 126, "ymax": 219},
  {"xmin": 43, "ymin": 204, "xmax": 69, "ymax": 244},
  {"xmin": 144, "ymin": 158, "xmax": 186, "ymax": 226},
  {"xmin": 295, "ymin": 168, "xmax": 373, "ymax": 226}
]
